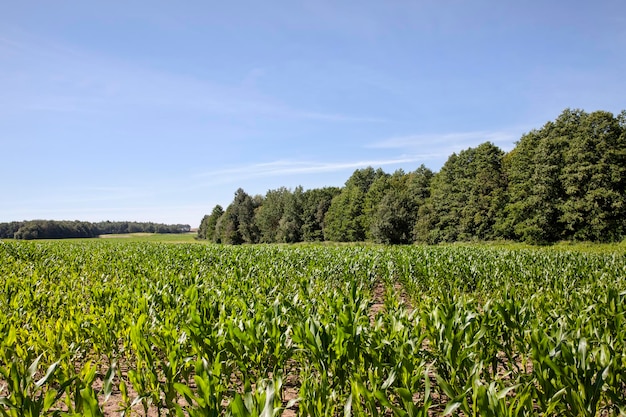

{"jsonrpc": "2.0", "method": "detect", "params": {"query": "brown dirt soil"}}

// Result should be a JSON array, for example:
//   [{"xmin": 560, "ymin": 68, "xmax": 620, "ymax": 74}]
[
  {"xmin": 369, "ymin": 281, "xmax": 387, "ymax": 325},
  {"xmin": 392, "ymin": 281, "xmax": 413, "ymax": 311}
]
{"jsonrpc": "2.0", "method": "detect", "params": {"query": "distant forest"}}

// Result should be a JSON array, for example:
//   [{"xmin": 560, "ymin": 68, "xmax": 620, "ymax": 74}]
[
  {"xmin": 0, "ymin": 220, "xmax": 191, "ymax": 240},
  {"xmin": 199, "ymin": 109, "xmax": 626, "ymax": 245}
]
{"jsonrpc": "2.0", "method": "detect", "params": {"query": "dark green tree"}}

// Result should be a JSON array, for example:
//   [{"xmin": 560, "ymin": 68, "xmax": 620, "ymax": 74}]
[
  {"xmin": 198, "ymin": 205, "xmax": 224, "ymax": 242},
  {"xmin": 235, "ymin": 188, "xmax": 260, "ymax": 244},
  {"xmin": 559, "ymin": 110, "xmax": 626, "ymax": 241},
  {"xmin": 504, "ymin": 109, "xmax": 594, "ymax": 243},
  {"xmin": 324, "ymin": 167, "xmax": 385, "ymax": 241},
  {"xmin": 277, "ymin": 186, "xmax": 304, "ymax": 243},
  {"xmin": 363, "ymin": 171, "xmax": 392, "ymax": 239},
  {"xmin": 370, "ymin": 189, "xmax": 414, "ymax": 244},
  {"xmin": 255, "ymin": 187, "xmax": 291, "ymax": 243},
  {"xmin": 406, "ymin": 165, "xmax": 434, "ymax": 205},
  {"xmin": 405, "ymin": 165, "xmax": 434, "ymax": 241},
  {"xmin": 301, "ymin": 187, "xmax": 341, "ymax": 241},
  {"xmin": 198, "ymin": 215, "xmax": 210, "ymax": 239},
  {"xmin": 215, "ymin": 206, "xmax": 241, "ymax": 245},
  {"xmin": 497, "ymin": 130, "xmax": 543, "ymax": 241},
  {"xmin": 414, "ymin": 142, "xmax": 506, "ymax": 243},
  {"xmin": 0, "ymin": 222, "xmax": 21, "ymax": 239},
  {"xmin": 367, "ymin": 168, "xmax": 433, "ymax": 244},
  {"xmin": 217, "ymin": 188, "xmax": 260, "ymax": 244}
]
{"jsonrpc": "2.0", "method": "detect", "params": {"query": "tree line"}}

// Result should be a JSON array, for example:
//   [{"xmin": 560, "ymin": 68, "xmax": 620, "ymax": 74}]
[
  {"xmin": 0, "ymin": 220, "xmax": 191, "ymax": 240},
  {"xmin": 199, "ymin": 108, "xmax": 626, "ymax": 245}
]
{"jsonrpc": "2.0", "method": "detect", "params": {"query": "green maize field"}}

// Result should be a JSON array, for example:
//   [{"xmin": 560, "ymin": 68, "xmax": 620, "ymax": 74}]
[{"xmin": 0, "ymin": 240, "xmax": 625, "ymax": 416}]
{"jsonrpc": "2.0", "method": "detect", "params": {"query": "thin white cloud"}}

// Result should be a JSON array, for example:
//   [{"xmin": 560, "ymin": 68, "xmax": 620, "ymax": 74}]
[
  {"xmin": 194, "ymin": 157, "xmax": 435, "ymax": 183},
  {"xmin": 291, "ymin": 111, "xmax": 387, "ymax": 123},
  {"xmin": 0, "ymin": 31, "xmax": 384, "ymax": 124},
  {"xmin": 368, "ymin": 130, "xmax": 522, "ymax": 151},
  {"xmin": 0, "ymin": 35, "xmax": 24, "ymax": 52}
]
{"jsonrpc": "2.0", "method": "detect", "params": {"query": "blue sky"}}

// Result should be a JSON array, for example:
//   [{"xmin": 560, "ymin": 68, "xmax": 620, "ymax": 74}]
[{"xmin": 1, "ymin": 1, "xmax": 625, "ymax": 227}]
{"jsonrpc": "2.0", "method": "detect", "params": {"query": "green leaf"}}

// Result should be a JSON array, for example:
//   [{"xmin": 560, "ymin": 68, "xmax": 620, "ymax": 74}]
[
  {"xmin": 173, "ymin": 383, "xmax": 195, "ymax": 401},
  {"xmin": 577, "ymin": 337, "xmax": 587, "ymax": 360},
  {"xmin": 496, "ymin": 384, "xmax": 520, "ymax": 401},
  {"xmin": 260, "ymin": 381, "xmax": 276, "ymax": 417},
  {"xmin": 28, "ymin": 354, "xmax": 42, "ymax": 382},
  {"xmin": 443, "ymin": 401, "xmax": 462, "ymax": 416},
  {"xmin": 5, "ymin": 327, "xmax": 16, "ymax": 347},
  {"xmin": 396, "ymin": 388, "xmax": 413, "ymax": 403},
  {"xmin": 229, "ymin": 395, "xmax": 247, "ymax": 416},
  {"xmin": 343, "ymin": 393, "xmax": 352, "ymax": 417},
  {"xmin": 102, "ymin": 361, "xmax": 117, "ymax": 402},
  {"xmin": 80, "ymin": 387, "xmax": 104, "ymax": 417},
  {"xmin": 381, "ymin": 369, "xmax": 396, "ymax": 390},
  {"xmin": 119, "ymin": 379, "xmax": 129, "ymax": 404},
  {"xmin": 43, "ymin": 388, "xmax": 58, "ymax": 411},
  {"xmin": 35, "ymin": 360, "xmax": 59, "ymax": 388}
]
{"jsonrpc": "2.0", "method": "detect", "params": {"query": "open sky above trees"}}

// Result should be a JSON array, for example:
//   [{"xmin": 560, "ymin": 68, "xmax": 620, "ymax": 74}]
[{"xmin": 1, "ymin": 1, "xmax": 625, "ymax": 227}]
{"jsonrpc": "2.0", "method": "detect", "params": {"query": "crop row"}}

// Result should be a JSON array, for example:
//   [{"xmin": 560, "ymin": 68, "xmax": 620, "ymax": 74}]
[{"xmin": 0, "ymin": 241, "xmax": 625, "ymax": 416}]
